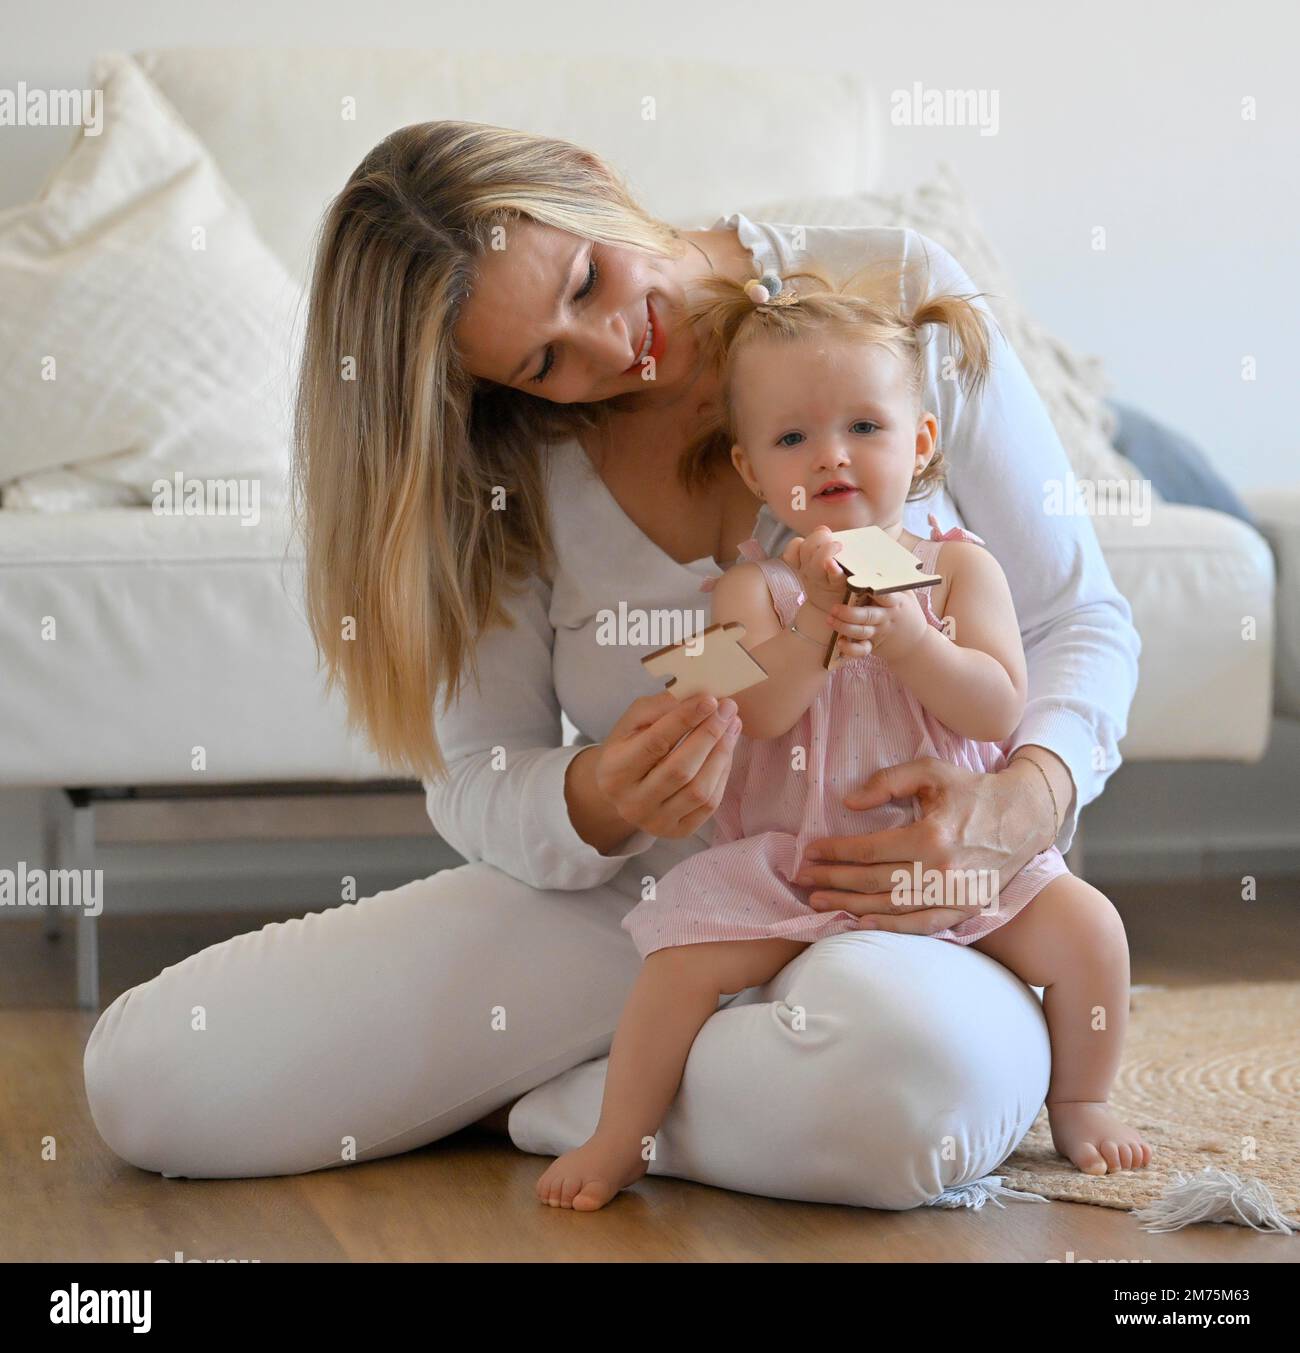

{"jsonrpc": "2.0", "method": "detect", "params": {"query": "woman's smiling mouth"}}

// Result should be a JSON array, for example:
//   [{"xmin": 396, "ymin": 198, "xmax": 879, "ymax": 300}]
[{"xmin": 623, "ymin": 297, "xmax": 662, "ymax": 374}]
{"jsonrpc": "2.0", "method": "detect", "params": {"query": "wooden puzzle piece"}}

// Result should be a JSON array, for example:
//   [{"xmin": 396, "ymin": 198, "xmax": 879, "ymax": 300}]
[
  {"xmin": 641, "ymin": 621, "xmax": 769, "ymax": 701},
  {"xmin": 820, "ymin": 525, "xmax": 944, "ymax": 669},
  {"xmin": 830, "ymin": 525, "xmax": 943, "ymax": 595}
]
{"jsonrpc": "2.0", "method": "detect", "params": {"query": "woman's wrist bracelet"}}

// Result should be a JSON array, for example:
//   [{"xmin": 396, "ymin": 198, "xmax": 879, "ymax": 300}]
[{"xmin": 1010, "ymin": 750, "xmax": 1062, "ymax": 847}]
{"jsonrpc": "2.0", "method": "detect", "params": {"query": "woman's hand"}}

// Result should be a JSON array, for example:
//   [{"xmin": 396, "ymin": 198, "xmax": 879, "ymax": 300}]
[
  {"xmin": 566, "ymin": 691, "xmax": 742, "ymax": 850},
  {"xmin": 791, "ymin": 755, "xmax": 1061, "ymax": 933}
]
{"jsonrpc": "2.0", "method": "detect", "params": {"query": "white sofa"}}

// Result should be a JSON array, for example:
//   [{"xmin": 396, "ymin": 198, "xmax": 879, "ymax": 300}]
[
  {"xmin": 0, "ymin": 483, "xmax": 1279, "ymax": 787},
  {"xmin": 0, "ymin": 47, "xmax": 1286, "ymax": 1004}
]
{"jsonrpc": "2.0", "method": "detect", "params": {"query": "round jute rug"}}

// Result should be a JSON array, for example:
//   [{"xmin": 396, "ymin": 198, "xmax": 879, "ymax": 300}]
[{"xmin": 996, "ymin": 982, "xmax": 1299, "ymax": 1228}]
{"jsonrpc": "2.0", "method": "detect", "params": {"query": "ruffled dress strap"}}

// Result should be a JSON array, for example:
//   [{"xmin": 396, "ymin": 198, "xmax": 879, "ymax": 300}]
[
  {"xmin": 914, "ymin": 510, "xmax": 987, "ymax": 580},
  {"xmin": 699, "ymin": 536, "xmax": 806, "ymax": 629},
  {"xmin": 913, "ymin": 512, "xmax": 988, "ymax": 637},
  {"xmin": 751, "ymin": 554, "xmax": 805, "ymax": 628},
  {"xmin": 698, "ymin": 535, "xmax": 773, "ymax": 593},
  {"xmin": 926, "ymin": 510, "xmax": 985, "ymax": 547}
]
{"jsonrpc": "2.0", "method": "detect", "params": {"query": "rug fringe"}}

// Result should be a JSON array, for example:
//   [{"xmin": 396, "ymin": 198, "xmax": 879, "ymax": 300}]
[
  {"xmin": 1131, "ymin": 1167, "xmax": 1298, "ymax": 1234},
  {"xmin": 927, "ymin": 1174, "xmax": 1048, "ymax": 1210}
]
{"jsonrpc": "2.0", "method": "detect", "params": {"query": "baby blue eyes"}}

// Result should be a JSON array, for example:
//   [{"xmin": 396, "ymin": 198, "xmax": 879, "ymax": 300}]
[{"xmin": 777, "ymin": 421, "xmax": 878, "ymax": 447}]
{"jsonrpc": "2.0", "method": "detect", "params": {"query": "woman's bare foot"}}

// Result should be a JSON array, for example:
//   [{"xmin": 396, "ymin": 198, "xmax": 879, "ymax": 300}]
[
  {"xmin": 535, "ymin": 1133, "xmax": 650, "ymax": 1211},
  {"xmin": 1047, "ymin": 1099, "xmax": 1152, "ymax": 1175}
]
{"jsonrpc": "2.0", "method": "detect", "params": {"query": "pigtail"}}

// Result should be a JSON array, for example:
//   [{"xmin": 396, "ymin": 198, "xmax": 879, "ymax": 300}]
[{"xmin": 908, "ymin": 291, "xmax": 995, "ymax": 402}]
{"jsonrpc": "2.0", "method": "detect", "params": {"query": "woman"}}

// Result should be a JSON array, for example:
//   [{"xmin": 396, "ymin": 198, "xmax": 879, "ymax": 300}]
[{"xmin": 82, "ymin": 122, "xmax": 1140, "ymax": 1208}]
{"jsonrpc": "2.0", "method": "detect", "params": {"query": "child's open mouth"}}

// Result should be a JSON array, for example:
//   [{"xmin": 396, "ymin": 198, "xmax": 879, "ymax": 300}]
[{"xmin": 815, "ymin": 483, "xmax": 859, "ymax": 498}]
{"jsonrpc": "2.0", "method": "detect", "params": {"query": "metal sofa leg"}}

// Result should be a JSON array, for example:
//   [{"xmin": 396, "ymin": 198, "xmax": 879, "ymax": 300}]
[
  {"xmin": 56, "ymin": 792, "xmax": 100, "ymax": 1010},
  {"xmin": 42, "ymin": 791, "xmax": 64, "ymax": 940}
]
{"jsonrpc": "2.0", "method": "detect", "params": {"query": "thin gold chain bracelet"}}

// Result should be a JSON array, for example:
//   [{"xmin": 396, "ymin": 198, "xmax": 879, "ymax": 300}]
[{"xmin": 1010, "ymin": 750, "xmax": 1062, "ymax": 846}]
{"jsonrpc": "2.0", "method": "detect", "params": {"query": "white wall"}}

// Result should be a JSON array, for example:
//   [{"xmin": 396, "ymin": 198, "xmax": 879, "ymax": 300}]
[{"xmin": 3, "ymin": 0, "xmax": 1297, "ymax": 489}]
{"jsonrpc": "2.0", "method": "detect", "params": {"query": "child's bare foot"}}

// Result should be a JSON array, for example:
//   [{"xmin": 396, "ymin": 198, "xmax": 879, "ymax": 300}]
[
  {"xmin": 1047, "ymin": 1099, "xmax": 1152, "ymax": 1175},
  {"xmin": 535, "ymin": 1133, "xmax": 650, "ymax": 1211}
]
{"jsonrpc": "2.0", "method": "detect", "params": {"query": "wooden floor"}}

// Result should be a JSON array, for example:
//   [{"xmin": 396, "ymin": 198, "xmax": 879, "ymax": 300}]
[{"xmin": 2, "ymin": 874, "xmax": 1297, "ymax": 1262}]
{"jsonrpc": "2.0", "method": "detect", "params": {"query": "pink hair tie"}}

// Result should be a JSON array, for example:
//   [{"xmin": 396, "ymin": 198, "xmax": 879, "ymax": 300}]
[{"xmin": 744, "ymin": 273, "xmax": 798, "ymax": 307}]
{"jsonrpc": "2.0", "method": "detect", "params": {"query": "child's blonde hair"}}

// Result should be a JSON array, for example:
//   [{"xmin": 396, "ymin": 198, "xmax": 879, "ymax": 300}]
[{"xmin": 678, "ymin": 253, "xmax": 999, "ymax": 497}]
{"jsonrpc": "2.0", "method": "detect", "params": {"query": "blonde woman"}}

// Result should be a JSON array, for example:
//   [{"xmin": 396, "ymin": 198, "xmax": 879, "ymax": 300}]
[{"xmin": 83, "ymin": 123, "xmax": 1141, "ymax": 1211}]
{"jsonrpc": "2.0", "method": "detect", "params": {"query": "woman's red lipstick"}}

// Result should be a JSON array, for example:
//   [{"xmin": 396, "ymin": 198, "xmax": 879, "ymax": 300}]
[{"xmin": 624, "ymin": 296, "xmax": 666, "ymax": 375}]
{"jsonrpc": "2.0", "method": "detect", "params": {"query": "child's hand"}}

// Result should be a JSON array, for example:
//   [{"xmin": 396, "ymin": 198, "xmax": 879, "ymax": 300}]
[
  {"xmin": 782, "ymin": 526, "xmax": 848, "ymax": 612},
  {"xmin": 827, "ymin": 588, "xmax": 931, "ymax": 667}
]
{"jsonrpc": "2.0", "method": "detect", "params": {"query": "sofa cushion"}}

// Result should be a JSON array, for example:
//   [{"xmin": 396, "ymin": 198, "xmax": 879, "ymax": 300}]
[
  {"xmin": 0, "ymin": 493, "xmax": 1274, "ymax": 783},
  {"xmin": 0, "ymin": 503, "xmax": 388, "ymax": 786},
  {"xmin": 1, "ymin": 465, "xmax": 141, "ymax": 511},
  {"xmin": 1092, "ymin": 503, "xmax": 1275, "ymax": 759},
  {"xmin": 1241, "ymin": 485, "xmax": 1300, "ymax": 721},
  {"xmin": 0, "ymin": 52, "xmax": 299, "ymax": 506},
  {"xmin": 1107, "ymin": 398, "xmax": 1258, "ymax": 527}
]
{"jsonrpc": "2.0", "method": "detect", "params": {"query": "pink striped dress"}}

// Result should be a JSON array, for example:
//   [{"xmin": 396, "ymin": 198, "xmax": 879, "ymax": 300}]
[{"xmin": 622, "ymin": 516, "xmax": 1071, "ymax": 959}]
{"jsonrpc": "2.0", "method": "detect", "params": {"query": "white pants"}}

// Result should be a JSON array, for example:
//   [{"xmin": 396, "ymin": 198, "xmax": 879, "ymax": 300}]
[{"xmin": 82, "ymin": 851, "xmax": 1050, "ymax": 1209}]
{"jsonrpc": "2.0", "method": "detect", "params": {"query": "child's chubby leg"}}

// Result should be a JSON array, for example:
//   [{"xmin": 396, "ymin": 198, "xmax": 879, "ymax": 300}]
[
  {"xmin": 971, "ymin": 873, "xmax": 1153, "ymax": 1177},
  {"xmin": 536, "ymin": 936, "xmax": 808, "ymax": 1211}
]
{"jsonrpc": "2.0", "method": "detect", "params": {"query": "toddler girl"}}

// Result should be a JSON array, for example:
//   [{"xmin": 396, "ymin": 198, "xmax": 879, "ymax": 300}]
[{"xmin": 536, "ymin": 264, "xmax": 1151, "ymax": 1211}]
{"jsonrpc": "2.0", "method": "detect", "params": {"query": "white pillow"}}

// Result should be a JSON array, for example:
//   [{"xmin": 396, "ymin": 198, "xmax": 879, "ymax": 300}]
[
  {"xmin": 1, "ymin": 466, "xmax": 141, "ymax": 511},
  {"xmin": 0, "ymin": 51, "xmax": 300, "ymax": 509},
  {"xmin": 740, "ymin": 163, "xmax": 1147, "ymax": 491}
]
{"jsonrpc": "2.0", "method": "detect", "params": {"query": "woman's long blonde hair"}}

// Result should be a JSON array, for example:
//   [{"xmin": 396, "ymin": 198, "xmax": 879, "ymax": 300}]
[
  {"xmin": 291, "ymin": 121, "xmax": 684, "ymax": 781},
  {"xmin": 676, "ymin": 254, "xmax": 999, "ymax": 497}
]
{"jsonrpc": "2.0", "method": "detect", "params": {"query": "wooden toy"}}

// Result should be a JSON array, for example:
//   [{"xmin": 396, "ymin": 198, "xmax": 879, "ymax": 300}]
[
  {"xmin": 641, "ymin": 621, "xmax": 770, "ymax": 701},
  {"xmin": 821, "ymin": 525, "xmax": 943, "ymax": 669}
]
